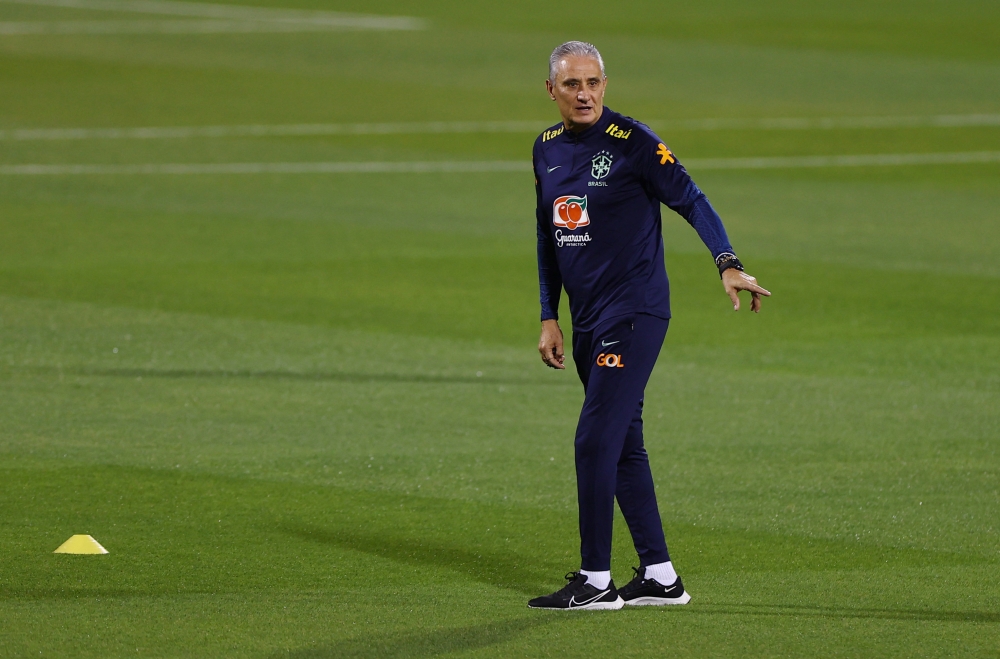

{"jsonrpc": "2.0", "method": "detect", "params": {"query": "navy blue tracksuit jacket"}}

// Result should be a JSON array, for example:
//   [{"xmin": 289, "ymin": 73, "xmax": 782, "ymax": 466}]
[
  {"xmin": 533, "ymin": 108, "xmax": 738, "ymax": 571},
  {"xmin": 534, "ymin": 107, "xmax": 734, "ymax": 330}
]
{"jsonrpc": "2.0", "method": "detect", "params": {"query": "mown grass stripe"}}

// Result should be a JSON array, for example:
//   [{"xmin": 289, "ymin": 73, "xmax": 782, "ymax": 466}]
[
  {"xmin": 0, "ymin": 18, "xmax": 420, "ymax": 33},
  {"xmin": 3, "ymin": 115, "xmax": 999, "ymax": 141},
  {"xmin": 3, "ymin": 152, "xmax": 999, "ymax": 175},
  {"xmin": 690, "ymin": 151, "xmax": 1000, "ymax": 169},
  {"xmin": 0, "ymin": 121, "xmax": 550, "ymax": 141},
  {"xmin": 0, "ymin": 161, "xmax": 531, "ymax": 175},
  {"xmin": 672, "ymin": 114, "xmax": 1000, "ymax": 131},
  {"xmin": 0, "ymin": 0, "xmax": 425, "ymax": 30}
]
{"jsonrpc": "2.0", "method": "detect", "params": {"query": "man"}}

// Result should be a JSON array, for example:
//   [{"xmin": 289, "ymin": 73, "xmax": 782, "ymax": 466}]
[{"xmin": 528, "ymin": 41, "xmax": 770, "ymax": 611}]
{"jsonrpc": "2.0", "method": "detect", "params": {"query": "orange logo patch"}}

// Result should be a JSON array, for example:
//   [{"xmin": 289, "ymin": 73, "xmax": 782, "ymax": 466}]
[
  {"xmin": 596, "ymin": 353, "xmax": 624, "ymax": 368},
  {"xmin": 553, "ymin": 195, "xmax": 591, "ymax": 230},
  {"xmin": 656, "ymin": 143, "xmax": 676, "ymax": 165}
]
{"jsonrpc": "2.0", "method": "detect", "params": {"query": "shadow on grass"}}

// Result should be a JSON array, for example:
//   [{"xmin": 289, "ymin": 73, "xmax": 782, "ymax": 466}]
[
  {"xmin": 0, "ymin": 465, "xmax": 575, "ymax": 600},
  {"xmin": 270, "ymin": 603, "xmax": 998, "ymax": 659},
  {"xmin": 2, "ymin": 465, "xmax": 994, "ymax": 613},
  {"xmin": 272, "ymin": 617, "xmax": 552, "ymax": 659},
  {"xmin": 274, "ymin": 521, "xmax": 553, "ymax": 595},
  {"xmin": 685, "ymin": 603, "xmax": 1000, "ymax": 624},
  {"xmin": 32, "ymin": 365, "xmax": 566, "ymax": 387}
]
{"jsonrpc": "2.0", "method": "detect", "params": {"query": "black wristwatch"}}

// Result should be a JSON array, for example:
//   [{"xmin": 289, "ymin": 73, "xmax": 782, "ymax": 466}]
[{"xmin": 715, "ymin": 253, "xmax": 744, "ymax": 278}]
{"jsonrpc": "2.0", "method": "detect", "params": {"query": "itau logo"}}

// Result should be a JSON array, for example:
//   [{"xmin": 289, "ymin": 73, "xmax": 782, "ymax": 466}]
[
  {"xmin": 591, "ymin": 150, "xmax": 613, "ymax": 180},
  {"xmin": 553, "ymin": 195, "xmax": 590, "ymax": 230}
]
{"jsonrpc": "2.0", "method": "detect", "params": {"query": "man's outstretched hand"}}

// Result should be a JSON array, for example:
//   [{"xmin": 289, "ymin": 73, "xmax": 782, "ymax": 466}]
[
  {"xmin": 539, "ymin": 319, "xmax": 565, "ymax": 369},
  {"xmin": 723, "ymin": 268, "xmax": 771, "ymax": 313}
]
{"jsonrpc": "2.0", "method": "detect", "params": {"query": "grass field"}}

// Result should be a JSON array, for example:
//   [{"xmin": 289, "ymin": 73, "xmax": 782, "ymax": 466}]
[{"xmin": 1, "ymin": 0, "xmax": 999, "ymax": 656}]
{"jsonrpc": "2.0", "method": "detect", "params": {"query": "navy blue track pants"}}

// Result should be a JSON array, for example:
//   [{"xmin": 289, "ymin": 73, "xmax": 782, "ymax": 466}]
[{"xmin": 572, "ymin": 313, "xmax": 671, "ymax": 571}]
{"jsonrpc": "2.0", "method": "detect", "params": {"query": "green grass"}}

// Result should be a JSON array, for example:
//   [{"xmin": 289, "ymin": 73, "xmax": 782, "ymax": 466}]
[{"xmin": 1, "ymin": 0, "xmax": 999, "ymax": 656}]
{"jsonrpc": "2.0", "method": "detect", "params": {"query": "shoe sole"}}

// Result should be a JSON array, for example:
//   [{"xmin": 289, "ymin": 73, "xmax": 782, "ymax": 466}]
[
  {"xmin": 528, "ymin": 596, "xmax": 625, "ymax": 611},
  {"xmin": 623, "ymin": 592, "xmax": 692, "ymax": 606}
]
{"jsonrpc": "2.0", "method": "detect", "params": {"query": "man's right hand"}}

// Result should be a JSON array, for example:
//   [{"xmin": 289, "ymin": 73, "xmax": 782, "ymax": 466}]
[
  {"xmin": 722, "ymin": 268, "xmax": 771, "ymax": 313},
  {"xmin": 538, "ymin": 319, "xmax": 565, "ymax": 369}
]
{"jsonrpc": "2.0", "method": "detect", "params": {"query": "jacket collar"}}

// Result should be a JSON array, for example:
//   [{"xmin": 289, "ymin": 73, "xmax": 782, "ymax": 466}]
[{"xmin": 566, "ymin": 107, "xmax": 615, "ymax": 141}]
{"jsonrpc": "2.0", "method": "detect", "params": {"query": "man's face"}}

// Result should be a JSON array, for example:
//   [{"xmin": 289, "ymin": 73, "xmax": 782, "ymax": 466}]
[{"xmin": 546, "ymin": 55, "xmax": 607, "ymax": 131}]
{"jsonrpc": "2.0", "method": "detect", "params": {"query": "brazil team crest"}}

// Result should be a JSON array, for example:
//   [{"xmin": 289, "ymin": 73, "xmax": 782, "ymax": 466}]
[
  {"xmin": 552, "ymin": 195, "xmax": 590, "ymax": 230},
  {"xmin": 591, "ymin": 150, "xmax": 613, "ymax": 180}
]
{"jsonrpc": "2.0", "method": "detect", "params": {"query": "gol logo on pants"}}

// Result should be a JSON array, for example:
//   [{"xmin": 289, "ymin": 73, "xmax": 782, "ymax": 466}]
[{"xmin": 596, "ymin": 353, "xmax": 625, "ymax": 368}]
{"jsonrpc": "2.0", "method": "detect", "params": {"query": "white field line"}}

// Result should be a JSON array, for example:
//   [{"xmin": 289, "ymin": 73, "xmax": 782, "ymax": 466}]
[
  {"xmin": 0, "ymin": 161, "xmax": 532, "ymax": 175},
  {"xmin": 0, "ymin": 18, "xmax": 416, "ymax": 32},
  {"xmin": 657, "ymin": 114, "xmax": 1000, "ymax": 131},
  {"xmin": 3, "ymin": 152, "xmax": 1000, "ymax": 175},
  {"xmin": 0, "ymin": 121, "xmax": 551, "ymax": 141},
  {"xmin": 689, "ymin": 151, "xmax": 1000, "ymax": 169},
  {"xmin": 3, "ymin": 114, "xmax": 999, "ymax": 141},
  {"xmin": 0, "ymin": 0, "xmax": 425, "ymax": 30}
]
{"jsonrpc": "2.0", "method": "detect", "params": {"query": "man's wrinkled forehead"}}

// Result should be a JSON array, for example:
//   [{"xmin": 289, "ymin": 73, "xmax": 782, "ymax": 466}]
[{"xmin": 553, "ymin": 56, "xmax": 605, "ymax": 83}]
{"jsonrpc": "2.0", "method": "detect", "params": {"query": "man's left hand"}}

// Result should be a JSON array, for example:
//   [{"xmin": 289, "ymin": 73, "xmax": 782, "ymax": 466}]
[{"xmin": 723, "ymin": 269, "xmax": 771, "ymax": 313}]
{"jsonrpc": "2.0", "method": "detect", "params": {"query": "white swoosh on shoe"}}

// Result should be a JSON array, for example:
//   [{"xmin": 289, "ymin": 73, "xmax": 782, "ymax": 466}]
[{"xmin": 568, "ymin": 590, "xmax": 609, "ymax": 608}]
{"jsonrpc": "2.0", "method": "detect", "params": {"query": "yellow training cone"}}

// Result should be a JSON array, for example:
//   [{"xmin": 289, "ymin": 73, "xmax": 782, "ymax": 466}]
[{"xmin": 53, "ymin": 535, "xmax": 109, "ymax": 554}]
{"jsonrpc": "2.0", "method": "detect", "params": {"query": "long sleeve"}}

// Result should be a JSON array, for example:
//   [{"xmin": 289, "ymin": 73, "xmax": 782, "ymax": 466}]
[
  {"xmin": 535, "ymin": 158, "xmax": 562, "ymax": 321},
  {"xmin": 634, "ymin": 140, "xmax": 735, "ymax": 259},
  {"xmin": 674, "ymin": 185, "xmax": 734, "ymax": 260}
]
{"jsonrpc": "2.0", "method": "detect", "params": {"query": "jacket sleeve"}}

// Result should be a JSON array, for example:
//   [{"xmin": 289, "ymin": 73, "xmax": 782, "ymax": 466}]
[
  {"xmin": 633, "ymin": 136, "xmax": 736, "ymax": 260},
  {"xmin": 534, "ymin": 150, "xmax": 562, "ymax": 321}
]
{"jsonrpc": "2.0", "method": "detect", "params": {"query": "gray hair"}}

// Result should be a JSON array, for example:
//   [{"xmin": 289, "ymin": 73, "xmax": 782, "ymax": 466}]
[{"xmin": 548, "ymin": 41, "xmax": 605, "ymax": 82}]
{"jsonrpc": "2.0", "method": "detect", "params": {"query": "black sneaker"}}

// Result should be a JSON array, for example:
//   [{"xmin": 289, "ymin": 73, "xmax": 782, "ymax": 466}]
[
  {"xmin": 528, "ymin": 572, "xmax": 624, "ymax": 610},
  {"xmin": 619, "ymin": 566, "xmax": 691, "ymax": 606}
]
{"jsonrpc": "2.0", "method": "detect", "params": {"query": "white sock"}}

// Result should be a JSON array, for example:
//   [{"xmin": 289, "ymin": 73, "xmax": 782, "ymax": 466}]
[
  {"xmin": 643, "ymin": 561, "xmax": 678, "ymax": 586},
  {"xmin": 579, "ymin": 570, "xmax": 611, "ymax": 590}
]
